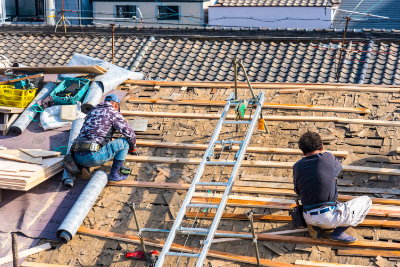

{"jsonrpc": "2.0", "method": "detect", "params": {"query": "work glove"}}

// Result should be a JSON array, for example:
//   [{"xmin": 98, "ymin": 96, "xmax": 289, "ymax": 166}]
[{"xmin": 128, "ymin": 148, "xmax": 138, "ymax": 156}]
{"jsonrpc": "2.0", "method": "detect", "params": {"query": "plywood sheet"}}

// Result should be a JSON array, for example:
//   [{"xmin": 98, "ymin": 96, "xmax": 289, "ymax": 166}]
[
  {"xmin": 19, "ymin": 149, "xmax": 61, "ymax": 158},
  {"xmin": 0, "ymin": 150, "xmax": 42, "ymax": 164}
]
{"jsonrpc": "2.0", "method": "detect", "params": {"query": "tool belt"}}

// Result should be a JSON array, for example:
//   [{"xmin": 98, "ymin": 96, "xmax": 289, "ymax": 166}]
[
  {"xmin": 63, "ymin": 153, "xmax": 81, "ymax": 176},
  {"xmin": 71, "ymin": 140, "xmax": 101, "ymax": 152}
]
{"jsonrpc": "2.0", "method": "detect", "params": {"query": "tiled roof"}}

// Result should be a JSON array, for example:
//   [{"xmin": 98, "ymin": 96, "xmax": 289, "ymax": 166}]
[
  {"xmin": 216, "ymin": 0, "xmax": 339, "ymax": 7},
  {"xmin": 0, "ymin": 34, "xmax": 147, "ymax": 69},
  {"xmin": 138, "ymin": 38, "xmax": 400, "ymax": 84},
  {"xmin": 0, "ymin": 32, "xmax": 399, "ymax": 85}
]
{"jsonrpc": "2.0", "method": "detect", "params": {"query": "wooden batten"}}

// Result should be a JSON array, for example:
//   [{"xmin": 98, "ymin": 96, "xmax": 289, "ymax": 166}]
[
  {"xmin": 135, "ymin": 141, "xmax": 349, "ymax": 158},
  {"xmin": 123, "ymin": 156, "xmax": 400, "ymax": 176},
  {"xmin": 121, "ymin": 111, "xmax": 400, "ymax": 127},
  {"xmin": 109, "ymin": 181, "xmax": 400, "ymax": 206},
  {"xmin": 77, "ymin": 227, "xmax": 295, "ymax": 267},
  {"xmin": 128, "ymin": 98, "xmax": 370, "ymax": 114}
]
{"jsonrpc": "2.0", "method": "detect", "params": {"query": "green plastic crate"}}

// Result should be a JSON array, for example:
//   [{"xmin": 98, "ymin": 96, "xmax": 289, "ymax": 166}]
[{"xmin": 50, "ymin": 77, "xmax": 90, "ymax": 105}]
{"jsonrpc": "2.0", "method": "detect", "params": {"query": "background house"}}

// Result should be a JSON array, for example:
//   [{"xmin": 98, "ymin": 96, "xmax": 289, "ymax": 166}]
[
  {"xmin": 4, "ymin": 0, "xmax": 92, "ymax": 25},
  {"xmin": 208, "ymin": 0, "xmax": 339, "ymax": 28},
  {"xmin": 331, "ymin": 0, "xmax": 400, "ymax": 30},
  {"xmin": 93, "ymin": 0, "xmax": 211, "ymax": 27}
]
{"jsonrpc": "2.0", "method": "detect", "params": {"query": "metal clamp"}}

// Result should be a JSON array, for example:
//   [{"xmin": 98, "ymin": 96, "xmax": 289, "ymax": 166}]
[{"xmin": 221, "ymin": 139, "xmax": 233, "ymax": 151}]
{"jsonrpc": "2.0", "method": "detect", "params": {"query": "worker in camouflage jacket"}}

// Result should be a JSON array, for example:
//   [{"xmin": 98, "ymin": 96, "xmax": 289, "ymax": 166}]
[
  {"xmin": 72, "ymin": 94, "xmax": 137, "ymax": 183},
  {"xmin": 293, "ymin": 132, "xmax": 372, "ymax": 243}
]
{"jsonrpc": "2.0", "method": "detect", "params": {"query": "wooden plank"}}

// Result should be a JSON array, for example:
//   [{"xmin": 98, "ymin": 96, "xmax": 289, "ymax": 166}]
[
  {"xmin": 21, "ymin": 263, "xmax": 70, "ymax": 267},
  {"xmin": 203, "ymin": 229, "xmax": 308, "ymax": 245},
  {"xmin": 0, "ymin": 66, "xmax": 106, "ymax": 75},
  {"xmin": 0, "ymin": 243, "xmax": 51, "ymax": 265},
  {"xmin": 123, "ymin": 155, "xmax": 400, "ymax": 176},
  {"xmin": 125, "ymin": 80, "xmax": 400, "ymax": 92},
  {"xmin": 189, "ymin": 194, "xmax": 400, "ymax": 217},
  {"xmin": 3, "ymin": 114, "xmax": 19, "ymax": 136},
  {"xmin": 128, "ymin": 99, "xmax": 370, "ymax": 114},
  {"xmin": 111, "ymin": 180, "xmax": 400, "ymax": 206},
  {"xmin": 19, "ymin": 149, "xmax": 61, "ymax": 158},
  {"xmin": 337, "ymin": 249, "xmax": 400, "ymax": 258},
  {"xmin": 135, "ymin": 141, "xmax": 349, "ymax": 158},
  {"xmin": 0, "ymin": 106, "xmax": 24, "ymax": 114},
  {"xmin": 121, "ymin": 111, "xmax": 399, "ymax": 127},
  {"xmin": 295, "ymin": 260, "xmax": 368, "ymax": 267},
  {"xmin": 185, "ymin": 212, "xmax": 400, "ymax": 228},
  {"xmin": 0, "ymin": 73, "xmax": 44, "ymax": 85},
  {"xmin": 239, "ymin": 175, "xmax": 353, "ymax": 186},
  {"xmin": 0, "ymin": 150, "xmax": 42, "ymax": 164},
  {"xmin": 77, "ymin": 227, "xmax": 295, "ymax": 267},
  {"xmin": 278, "ymin": 88, "xmax": 306, "ymax": 94}
]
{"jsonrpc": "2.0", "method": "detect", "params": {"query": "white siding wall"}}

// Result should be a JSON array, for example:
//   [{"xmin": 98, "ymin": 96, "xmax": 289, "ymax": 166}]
[
  {"xmin": 208, "ymin": 6, "xmax": 332, "ymax": 28},
  {"xmin": 94, "ymin": 1, "xmax": 209, "ymax": 27}
]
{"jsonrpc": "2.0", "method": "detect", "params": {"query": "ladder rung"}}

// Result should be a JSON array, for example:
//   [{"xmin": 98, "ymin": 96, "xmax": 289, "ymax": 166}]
[
  {"xmin": 205, "ymin": 161, "xmax": 235, "ymax": 165},
  {"xmin": 187, "ymin": 204, "xmax": 219, "ymax": 208},
  {"xmin": 214, "ymin": 141, "xmax": 243, "ymax": 144},
  {"xmin": 165, "ymin": 252, "xmax": 200, "ymax": 258},
  {"xmin": 178, "ymin": 227, "xmax": 210, "ymax": 233},
  {"xmin": 196, "ymin": 182, "xmax": 228, "ymax": 186},
  {"xmin": 222, "ymin": 121, "xmax": 252, "ymax": 124}
]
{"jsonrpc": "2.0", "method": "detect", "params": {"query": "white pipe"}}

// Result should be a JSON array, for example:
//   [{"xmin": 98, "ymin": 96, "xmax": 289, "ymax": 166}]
[{"xmin": 46, "ymin": 0, "xmax": 56, "ymax": 26}]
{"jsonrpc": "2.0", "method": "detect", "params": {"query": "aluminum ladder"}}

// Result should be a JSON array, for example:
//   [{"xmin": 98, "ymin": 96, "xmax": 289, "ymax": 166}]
[{"xmin": 155, "ymin": 91, "xmax": 266, "ymax": 267}]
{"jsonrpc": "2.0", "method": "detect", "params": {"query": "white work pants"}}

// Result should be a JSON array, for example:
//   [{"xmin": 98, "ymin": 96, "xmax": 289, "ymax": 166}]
[{"xmin": 303, "ymin": 196, "xmax": 372, "ymax": 229}]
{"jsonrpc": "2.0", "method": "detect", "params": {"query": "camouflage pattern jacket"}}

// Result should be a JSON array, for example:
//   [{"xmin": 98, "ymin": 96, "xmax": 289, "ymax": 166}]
[{"xmin": 76, "ymin": 101, "xmax": 136, "ymax": 150}]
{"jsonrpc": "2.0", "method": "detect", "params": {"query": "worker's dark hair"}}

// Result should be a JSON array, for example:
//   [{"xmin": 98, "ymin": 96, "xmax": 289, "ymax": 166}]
[{"xmin": 298, "ymin": 132, "xmax": 323, "ymax": 154}]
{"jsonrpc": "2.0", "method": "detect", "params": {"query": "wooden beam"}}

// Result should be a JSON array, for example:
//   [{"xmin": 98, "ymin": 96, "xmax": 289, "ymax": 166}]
[
  {"xmin": 128, "ymin": 99, "xmax": 370, "ymax": 114},
  {"xmin": 77, "ymin": 227, "xmax": 295, "ymax": 267},
  {"xmin": 110, "ymin": 180, "xmax": 400, "ymax": 206},
  {"xmin": 125, "ymin": 80, "xmax": 400, "ymax": 92},
  {"xmin": 239, "ymin": 175, "xmax": 353, "ymax": 186},
  {"xmin": 295, "ymin": 260, "xmax": 368, "ymax": 267},
  {"xmin": 135, "ymin": 141, "xmax": 349, "ymax": 158},
  {"xmin": 124, "ymin": 156, "xmax": 400, "ymax": 176},
  {"xmin": 337, "ymin": 249, "xmax": 400, "ymax": 258},
  {"xmin": 189, "ymin": 194, "xmax": 400, "ymax": 217},
  {"xmin": 201, "ymin": 229, "xmax": 309, "ymax": 245},
  {"xmin": 21, "ymin": 263, "xmax": 70, "ymax": 267},
  {"xmin": 121, "ymin": 111, "xmax": 400, "ymax": 127},
  {"xmin": 0, "ymin": 243, "xmax": 51, "ymax": 265},
  {"xmin": 0, "ymin": 106, "xmax": 24, "ymax": 114},
  {"xmin": 0, "ymin": 74, "xmax": 44, "ymax": 86},
  {"xmin": 0, "ymin": 66, "xmax": 106, "ymax": 75},
  {"xmin": 278, "ymin": 88, "xmax": 306, "ymax": 93},
  {"xmin": 185, "ymin": 212, "xmax": 400, "ymax": 228}
]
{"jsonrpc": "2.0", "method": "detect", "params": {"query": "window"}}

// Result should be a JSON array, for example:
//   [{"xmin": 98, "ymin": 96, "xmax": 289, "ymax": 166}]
[
  {"xmin": 116, "ymin": 5, "xmax": 137, "ymax": 18},
  {"xmin": 157, "ymin": 6, "xmax": 179, "ymax": 20},
  {"xmin": 6, "ymin": 0, "xmax": 44, "ymax": 19}
]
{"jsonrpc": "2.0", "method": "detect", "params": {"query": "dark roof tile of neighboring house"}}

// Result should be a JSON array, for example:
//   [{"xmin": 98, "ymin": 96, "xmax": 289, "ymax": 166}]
[
  {"xmin": 216, "ymin": 0, "xmax": 339, "ymax": 7},
  {"xmin": 0, "ymin": 30, "xmax": 399, "ymax": 85}
]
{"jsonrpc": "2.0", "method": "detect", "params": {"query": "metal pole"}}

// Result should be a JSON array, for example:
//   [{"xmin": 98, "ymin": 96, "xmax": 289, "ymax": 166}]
[
  {"xmin": 111, "ymin": 24, "xmax": 115, "ymax": 65},
  {"xmin": 237, "ymin": 60, "xmax": 256, "ymax": 99},
  {"xmin": 62, "ymin": 0, "xmax": 66, "ymax": 32},
  {"xmin": 128, "ymin": 202, "xmax": 147, "ymax": 256},
  {"xmin": 232, "ymin": 59, "xmax": 239, "ymax": 132},
  {"xmin": 335, "ymin": 17, "xmax": 350, "ymax": 82},
  {"xmin": 246, "ymin": 211, "xmax": 261, "ymax": 267},
  {"xmin": 237, "ymin": 60, "xmax": 269, "ymax": 134},
  {"xmin": 12, "ymin": 233, "xmax": 18, "ymax": 267},
  {"xmin": 233, "ymin": 59, "xmax": 238, "ymax": 101}
]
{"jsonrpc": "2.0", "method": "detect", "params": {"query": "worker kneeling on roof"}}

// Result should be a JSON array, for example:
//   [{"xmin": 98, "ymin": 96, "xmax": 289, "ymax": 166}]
[
  {"xmin": 293, "ymin": 132, "xmax": 372, "ymax": 243},
  {"xmin": 68, "ymin": 94, "xmax": 137, "ymax": 185}
]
